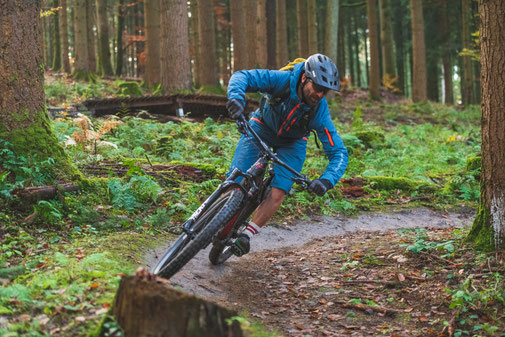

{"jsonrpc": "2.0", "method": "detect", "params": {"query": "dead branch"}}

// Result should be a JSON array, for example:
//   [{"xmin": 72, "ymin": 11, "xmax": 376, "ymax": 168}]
[{"xmin": 335, "ymin": 300, "xmax": 401, "ymax": 316}]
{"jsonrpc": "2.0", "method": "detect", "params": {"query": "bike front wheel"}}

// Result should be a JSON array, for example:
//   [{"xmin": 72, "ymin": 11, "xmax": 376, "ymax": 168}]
[{"xmin": 152, "ymin": 188, "xmax": 244, "ymax": 279}]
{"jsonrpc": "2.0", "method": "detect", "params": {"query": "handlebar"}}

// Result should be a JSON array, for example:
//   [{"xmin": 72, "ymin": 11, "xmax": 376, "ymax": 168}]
[{"xmin": 236, "ymin": 114, "xmax": 312, "ymax": 189}]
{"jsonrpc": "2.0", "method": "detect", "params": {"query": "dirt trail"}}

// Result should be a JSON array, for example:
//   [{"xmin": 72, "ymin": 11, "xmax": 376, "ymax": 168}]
[{"xmin": 144, "ymin": 208, "xmax": 474, "ymax": 302}]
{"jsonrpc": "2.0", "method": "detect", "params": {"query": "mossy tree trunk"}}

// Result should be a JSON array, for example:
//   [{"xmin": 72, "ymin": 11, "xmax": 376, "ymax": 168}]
[
  {"xmin": 0, "ymin": 0, "xmax": 78, "ymax": 181},
  {"xmin": 467, "ymin": 0, "xmax": 505, "ymax": 251}
]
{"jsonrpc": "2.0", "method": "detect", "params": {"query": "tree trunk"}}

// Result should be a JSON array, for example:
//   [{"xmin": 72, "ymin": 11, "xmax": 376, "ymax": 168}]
[
  {"xmin": 276, "ymin": 0, "xmax": 288, "ymax": 67},
  {"xmin": 297, "ymin": 0, "xmax": 309, "ymax": 57},
  {"xmin": 256, "ymin": 0, "xmax": 268, "ymax": 68},
  {"xmin": 86, "ymin": 1, "xmax": 96, "ymax": 73},
  {"xmin": 73, "ymin": 0, "xmax": 90, "ymax": 78},
  {"xmin": 367, "ymin": 0, "xmax": 380, "ymax": 99},
  {"xmin": 307, "ymin": 0, "xmax": 317, "ymax": 55},
  {"xmin": 410, "ymin": 0, "xmax": 427, "ymax": 102},
  {"xmin": 116, "ymin": 0, "xmax": 126, "ymax": 77},
  {"xmin": 145, "ymin": 0, "xmax": 161, "ymax": 86},
  {"xmin": 391, "ymin": 0, "xmax": 406, "ymax": 94},
  {"xmin": 347, "ymin": 12, "xmax": 355, "ymax": 85},
  {"xmin": 325, "ymin": 0, "xmax": 340, "ymax": 65},
  {"xmin": 467, "ymin": 0, "xmax": 505, "ymax": 250},
  {"xmin": 96, "ymin": 0, "xmax": 113, "ymax": 76},
  {"xmin": 230, "ymin": 0, "xmax": 248, "ymax": 71},
  {"xmin": 352, "ymin": 10, "xmax": 361, "ymax": 87},
  {"xmin": 245, "ymin": 0, "xmax": 258, "ymax": 68},
  {"xmin": 0, "ymin": 0, "xmax": 77, "ymax": 180},
  {"xmin": 266, "ymin": 0, "xmax": 277, "ymax": 69},
  {"xmin": 461, "ymin": 0, "xmax": 473, "ymax": 105},
  {"xmin": 439, "ymin": 0, "xmax": 453, "ymax": 104},
  {"xmin": 198, "ymin": 0, "xmax": 219, "ymax": 86},
  {"xmin": 215, "ymin": 2, "xmax": 231, "ymax": 84},
  {"xmin": 338, "ymin": 6, "xmax": 346, "ymax": 80},
  {"xmin": 52, "ymin": 0, "xmax": 61, "ymax": 71},
  {"xmin": 160, "ymin": 0, "xmax": 192, "ymax": 92},
  {"xmin": 59, "ymin": 0, "xmax": 71, "ymax": 73},
  {"xmin": 379, "ymin": 0, "xmax": 395, "ymax": 82},
  {"xmin": 112, "ymin": 271, "xmax": 243, "ymax": 337}
]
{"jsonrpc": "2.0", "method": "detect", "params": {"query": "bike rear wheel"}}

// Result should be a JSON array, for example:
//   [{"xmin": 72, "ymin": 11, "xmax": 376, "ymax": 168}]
[{"xmin": 153, "ymin": 188, "xmax": 244, "ymax": 279}]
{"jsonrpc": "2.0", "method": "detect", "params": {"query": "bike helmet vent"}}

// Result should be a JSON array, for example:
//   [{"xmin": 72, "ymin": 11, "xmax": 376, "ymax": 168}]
[{"xmin": 304, "ymin": 54, "xmax": 340, "ymax": 91}]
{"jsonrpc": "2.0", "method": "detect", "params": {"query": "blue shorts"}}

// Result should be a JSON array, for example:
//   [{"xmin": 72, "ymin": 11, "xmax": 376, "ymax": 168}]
[{"xmin": 228, "ymin": 118, "xmax": 308, "ymax": 193}]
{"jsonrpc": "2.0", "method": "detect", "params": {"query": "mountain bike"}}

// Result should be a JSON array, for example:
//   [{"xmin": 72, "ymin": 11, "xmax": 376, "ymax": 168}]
[{"xmin": 152, "ymin": 114, "xmax": 311, "ymax": 279}]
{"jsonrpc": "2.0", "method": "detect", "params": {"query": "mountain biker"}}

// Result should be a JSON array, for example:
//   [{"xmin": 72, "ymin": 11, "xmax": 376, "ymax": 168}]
[{"xmin": 226, "ymin": 53, "xmax": 349, "ymax": 256}]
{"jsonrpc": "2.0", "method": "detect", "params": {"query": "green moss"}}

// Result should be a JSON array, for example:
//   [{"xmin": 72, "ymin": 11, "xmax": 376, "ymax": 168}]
[
  {"xmin": 73, "ymin": 69, "xmax": 97, "ymax": 82},
  {"xmin": 117, "ymin": 81, "xmax": 143, "ymax": 97},
  {"xmin": 365, "ymin": 176, "xmax": 435, "ymax": 193},
  {"xmin": 466, "ymin": 156, "xmax": 481, "ymax": 173},
  {"xmin": 467, "ymin": 196, "xmax": 495, "ymax": 251},
  {"xmin": 353, "ymin": 130, "xmax": 385, "ymax": 149},
  {"xmin": 0, "ymin": 109, "xmax": 81, "ymax": 181}
]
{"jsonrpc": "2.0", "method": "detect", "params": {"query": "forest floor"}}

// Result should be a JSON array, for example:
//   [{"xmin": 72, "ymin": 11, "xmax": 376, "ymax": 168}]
[{"xmin": 145, "ymin": 207, "xmax": 505, "ymax": 337}]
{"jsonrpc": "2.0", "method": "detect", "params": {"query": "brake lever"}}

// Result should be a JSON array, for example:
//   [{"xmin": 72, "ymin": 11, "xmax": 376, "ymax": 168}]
[{"xmin": 236, "ymin": 114, "xmax": 248, "ymax": 135}]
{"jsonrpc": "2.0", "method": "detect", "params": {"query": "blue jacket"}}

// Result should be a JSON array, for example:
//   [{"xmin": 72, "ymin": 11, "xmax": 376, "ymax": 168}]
[{"xmin": 227, "ymin": 62, "xmax": 348, "ymax": 186}]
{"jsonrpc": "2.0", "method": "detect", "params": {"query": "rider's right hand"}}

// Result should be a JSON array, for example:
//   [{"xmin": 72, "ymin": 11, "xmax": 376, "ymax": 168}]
[{"xmin": 226, "ymin": 99, "xmax": 245, "ymax": 120}]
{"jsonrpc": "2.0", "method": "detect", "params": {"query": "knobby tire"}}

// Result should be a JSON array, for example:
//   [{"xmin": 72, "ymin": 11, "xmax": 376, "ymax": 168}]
[{"xmin": 155, "ymin": 189, "xmax": 244, "ymax": 279}]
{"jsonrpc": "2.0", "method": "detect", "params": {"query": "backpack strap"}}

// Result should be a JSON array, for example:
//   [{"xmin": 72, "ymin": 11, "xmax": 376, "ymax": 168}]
[{"xmin": 259, "ymin": 79, "xmax": 291, "ymax": 120}]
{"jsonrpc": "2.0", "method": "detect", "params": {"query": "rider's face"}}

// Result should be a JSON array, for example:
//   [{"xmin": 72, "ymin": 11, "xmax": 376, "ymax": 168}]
[{"xmin": 302, "ymin": 75, "xmax": 329, "ymax": 106}]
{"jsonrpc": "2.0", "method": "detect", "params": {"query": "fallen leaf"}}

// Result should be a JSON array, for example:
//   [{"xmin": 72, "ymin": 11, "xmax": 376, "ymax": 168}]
[{"xmin": 398, "ymin": 273, "xmax": 405, "ymax": 282}]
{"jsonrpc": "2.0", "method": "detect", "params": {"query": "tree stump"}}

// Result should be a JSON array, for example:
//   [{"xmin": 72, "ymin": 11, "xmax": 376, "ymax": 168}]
[{"xmin": 112, "ymin": 268, "xmax": 243, "ymax": 337}]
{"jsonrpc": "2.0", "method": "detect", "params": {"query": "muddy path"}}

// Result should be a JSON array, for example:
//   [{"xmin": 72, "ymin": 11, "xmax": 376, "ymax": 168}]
[{"xmin": 144, "ymin": 208, "xmax": 474, "ymax": 303}]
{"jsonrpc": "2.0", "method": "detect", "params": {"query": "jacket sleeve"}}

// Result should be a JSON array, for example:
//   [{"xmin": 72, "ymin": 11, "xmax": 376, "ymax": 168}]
[
  {"xmin": 313, "ymin": 105, "xmax": 349, "ymax": 187},
  {"xmin": 227, "ymin": 69, "xmax": 289, "ymax": 104}
]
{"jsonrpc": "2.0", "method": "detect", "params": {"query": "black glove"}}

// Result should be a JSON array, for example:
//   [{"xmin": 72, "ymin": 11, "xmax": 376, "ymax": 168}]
[
  {"xmin": 308, "ymin": 179, "xmax": 332, "ymax": 196},
  {"xmin": 226, "ymin": 98, "xmax": 245, "ymax": 120}
]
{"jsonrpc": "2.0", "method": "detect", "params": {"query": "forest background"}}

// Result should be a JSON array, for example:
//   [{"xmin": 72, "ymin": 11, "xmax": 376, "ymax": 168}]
[{"xmin": 2, "ymin": 0, "xmax": 505, "ymax": 336}]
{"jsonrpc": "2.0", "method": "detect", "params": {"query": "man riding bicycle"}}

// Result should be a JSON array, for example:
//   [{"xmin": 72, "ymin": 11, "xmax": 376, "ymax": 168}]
[{"xmin": 226, "ymin": 53, "xmax": 349, "ymax": 256}]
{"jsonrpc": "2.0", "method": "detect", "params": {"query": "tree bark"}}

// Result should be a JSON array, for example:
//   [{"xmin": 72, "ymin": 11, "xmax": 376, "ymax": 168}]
[
  {"xmin": 112, "ymin": 270, "xmax": 243, "ymax": 337},
  {"xmin": 198, "ymin": 0, "xmax": 219, "ymax": 86},
  {"xmin": 52, "ymin": 0, "xmax": 61, "ymax": 71},
  {"xmin": 467, "ymin": 0, "xmax": 505, "ymax": 250},
  {"xmin": 440, "ymin": 0, "xmax": 453, "ymax": 104},
  {"xmin": 96, "ymin": 0, "xmax": 113, "ymax": 76},
  {"xmin": 379, "ymin": 0, "xmax": 395, "ymax": 81},
  {"xmin": 307, "ymin": 0, "xmax": 317, "ymax": 55},
  {"xmin": 0, "ymin": 0, "xmax": 77, "ymax": 179},
  {"xmin": 410, "ymin": 0, "xmax": 428, "ymax": 102},
  {"xmin": 325, "ymin": 0, "xmax": 340, "ymax": 65},
  {"xmin": 297, "ymin": 0, "xmax": 309, "ymax": 57},
  {"xmin": 391, "ymin": 0, "xmax": 406, "ymax": 94},
  {"xmin": 59, "ymin": 0, "xmax": 71, "ymax": 73},
  {"xmin": 276, "ymin": 0, "xmax": 288, "ymax": 67},
  {"xmin": 256, "ymin": 0, "xmax": 268, "ymax": 68},
  {"xmin": 461, "ymin": 0, "xmax": 474, "ymax": 105},
  {"xmin": 266, "ymin": 0, "xmax": 277, "ymax": 69},
  {"xmin": 86, "ymin": 1, "xmax": 96, "ymax": 73},
  {"xmin": 230, "ymin": 0, "xmax": 248, "ymax": 71},
  {"xmin": 160, "ymin": 0, "xmax": 192, "ymax": 92},
  {"xmin": 73, "ymin": 0, "xmax": 90, "ymax": 76},
  {"xmin": 245, "ymin": 0, "xmax": 258, "ymax": 68},
  {"xmin": 145, "ymin": 0, "xmax": 161, "ymax": 86},
  {"xmin": 116, "ymin": 0, "xmax": 126, "ymax": 77},
  {"xmin": 367, "ymin": 0, "xmax": 380, "ymax": 99},
  {"xmin": 352, "ymin": 10, "xmax": 361, "ymax": 87}
]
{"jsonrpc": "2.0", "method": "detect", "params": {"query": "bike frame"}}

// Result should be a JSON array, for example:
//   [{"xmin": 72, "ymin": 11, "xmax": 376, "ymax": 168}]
[{"xmin": 182, "ymin": 115, "xmax": 311, "ymax": 241}]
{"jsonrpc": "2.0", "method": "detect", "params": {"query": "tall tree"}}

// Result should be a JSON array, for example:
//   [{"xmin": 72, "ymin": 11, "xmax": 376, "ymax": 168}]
[
  {"xmin": 297, "ymin": 0, "xmax": 309, "ymax": 57},
  {"xmin": 410, "ymin": 0, "xmax": 428, "ymax": 102},
  {"xmin": 116, "ymin": 0, "xmax": 126, "ymax": 76},
  {"xmin": 256, "ymin": 0, "xmax": 268, "ymax": 68},
  {"xmin": 245, "ymin": 0, "xmax": 258, "ymax": 68},
  {"xmin": 230, "ymin": 0, "xmax": 248, "ymax": 71},
  {"xmin": 160, "ymin": 0, "xmax": 192, "ymax": 92},
  {"xmin": 96, "ymin": 0, "xmax": 113, "ymax": 76},
  {"xmin": 467, "ymin": 0, "xmax": 505, "ymax": 250},
  {"xmin": 198, "ymin": 0, "xmax": 219, "ymax": 86},
  {"xmin": 59, "ymin": 0, "xmax": 71, "ymax": 73},
  {"xmin": 86, "ymin": 1, "xmax": 96, "ymax": 73},
  {"xmin": 266, "ymin": 0, "xmax": 277, "ymax": 69},
  {"xmin": 461, "ymin": 0, "xmax": 474, "ymax": 105},
  {"xmin": 440, "ymin": 0, "xmax": 453, "ymax": 104},
  {"xmin": 307, "ymin": 0, "xmax": 317, "ymax": 55},
  {"xmin": 51, "ymin": 0, "xmax": 61, "ymax": 71},
  {"xmin": 379, "ymin": 0, "xmax": 395, "ymax": 81},
  {"xmin": 145, "ymin": 0, "xmax": 161, "ymax": 86},
  {"xmin": 367, "ymin": 0, "xmax": 380, "ymax": 99},
  {"xmin": 0, "ymin": 0, "xmax": 76, "ymax": 179},
  {"xmin": 325, "ymin": 0, "xmax": 340, "ymax": 66},
  {"xmin": 391, "ymin": 0, "xmax": 407, "ymax": 94},
  {"xmin": 276, "ymin": 0, "xmax": 288, "ymax": 67},
  {"xmin": 73, "ymin": 0, "xmax": 90, "ymax": 78}
]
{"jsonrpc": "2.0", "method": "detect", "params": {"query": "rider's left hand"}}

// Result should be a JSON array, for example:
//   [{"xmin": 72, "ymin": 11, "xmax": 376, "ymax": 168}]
[{"xmin": 308, "ymin": 179, "xmax": 332, "ymax": 196}]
